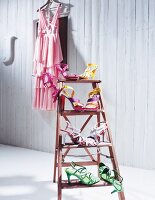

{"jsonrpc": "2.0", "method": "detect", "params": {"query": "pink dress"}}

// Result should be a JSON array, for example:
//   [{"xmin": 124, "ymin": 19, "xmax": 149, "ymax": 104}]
[{"xmin": 33, "ymin": 4, "xmax": 63, "ymax": 110}]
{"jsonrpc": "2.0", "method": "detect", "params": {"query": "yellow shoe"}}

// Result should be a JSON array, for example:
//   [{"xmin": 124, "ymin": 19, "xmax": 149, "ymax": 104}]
[
  {"xmin": 60, "ymin": 85, "xmax": 85, "ymax": 111},
  {"xmin": 84, "ymin": 87, "xmax": 101, "ymax": 111},
  {"xmin": 79, "ymin": 64, "xmax": 98, "ymax": 79}
]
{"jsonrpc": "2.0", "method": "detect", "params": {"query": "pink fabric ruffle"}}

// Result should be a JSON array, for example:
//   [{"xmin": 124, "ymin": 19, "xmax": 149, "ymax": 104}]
[{"xmin": 32, "ymin": 4, "xmax": 63, "ymax": 111}]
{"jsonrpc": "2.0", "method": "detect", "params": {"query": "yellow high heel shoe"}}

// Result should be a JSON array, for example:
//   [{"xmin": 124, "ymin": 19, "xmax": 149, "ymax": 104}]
[
  {"xmin": 84, "ymin": 87, "xmax": 101, "ymax": 111},
  {"xmin": 60, "ymin": 85, "xmax": 85, "ymax": 111},
  {"xmin": 79, "ymin": 64, "xmax": 98, "ymax": 79}
]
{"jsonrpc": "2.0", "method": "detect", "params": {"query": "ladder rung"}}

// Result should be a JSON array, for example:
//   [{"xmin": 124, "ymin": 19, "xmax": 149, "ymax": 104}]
[
  {"xmin": 61, "ymin": 179, "xmax": 111, "ymax": 189},
  {"xmin": 62, "ymin": 142, "xmax": 112, "ymax": 149},
  {"xmin": 59, "ymin": 161, "xmax": 98, "ymax": 167},
  {"xmin": 58, "ymin": 79, "xmax": 101, "ymax": 83},
  {"xmin": 61, "ymin": 110, "xmax": 104, "ymax": 116}
]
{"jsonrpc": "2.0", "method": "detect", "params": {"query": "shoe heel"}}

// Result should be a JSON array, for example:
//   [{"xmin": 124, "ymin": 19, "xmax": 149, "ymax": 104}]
[
  {"xmin": 66, "ymin": 172, "xmax": 71, "ymax": 184},
  {"xmin": 92, "ymin": 69, "xmax": 96, "ymax": 79}
]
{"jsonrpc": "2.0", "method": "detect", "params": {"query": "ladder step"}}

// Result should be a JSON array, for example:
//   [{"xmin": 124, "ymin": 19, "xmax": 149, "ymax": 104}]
[
  {"xmin": 62, "ymin": 142, "xmax": 112, "ymax": 149},
  {"xmin": 61, "ymin": 179, "xmax": 111, "ymax": 189},
  {"xmin": 58, "ymin": 79, "xmax": 101, "ymax": 83},
  {"xmin": 61, "ymin": 110, "xmax": 104, "ymax": 116},
  {"xmin": 59, "ymin": 161, "xmax": 98, "ymax": 167}
]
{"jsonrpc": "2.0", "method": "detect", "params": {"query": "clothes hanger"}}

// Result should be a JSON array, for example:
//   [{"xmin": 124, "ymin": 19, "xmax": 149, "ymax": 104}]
[
  {"xmin": 37, "ymin": 0, "xmax": 69, "ymax": 17},
  {"xmin": 37, "ymin": 0, "xmax": 54, "ymax": 12},
  {"xmin": 49, "ymin": 1, "xmax": 69, "ymax": 17}
]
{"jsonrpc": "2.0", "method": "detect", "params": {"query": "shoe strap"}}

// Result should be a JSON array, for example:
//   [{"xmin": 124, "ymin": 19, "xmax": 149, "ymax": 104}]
[
  {"xmin": 85, "ymin": 101, "xmax": 99, "ymax": 109},
  {"xmin": 86, "ymin": 63, "xmax": 98, "ymax": 68},
  {"xmin": 112, "ymin": 169, "xmax": 123, "ymax": 183},
  {"xmin": 71, "ymin": 162, "xmax": 87, "ymax": 175},
  {"xmin": 92, "ymin": 122, "xmax": 108, "ymax": 134},
  {"xmin": 71, "ymin": 162, "xmax": 86, "ymax": 170},
  {"xmin": 111, "ymin": 180, "xmax": 123, "ymax": 194},
  {"xmin": 88, "ymin": 87, "xmax": 101, "ymax": 98},
  {"xmin": 104, "ymin": 168, "xmax": 123, "ymax": 184},
  {"xmin": 72, "ymin": 101, "xmax": 84, "ymax": 107},
  {"xmin": 87, "ymin": 96, "xmax": 100, "ymax": 102},
  {"xmin": 80, "ymin": 172, "xmax": 90, "ymax": 179},
  {"xmin": 54, "ymin": 63, "xmax": 69, "ymax": 73},
  {"xmin": 52, "ymin": 86, "xmax": 60, "ymax": 103},
  {"xmin": 79, "ymin": 136, "xmax": 96, "ymax": 146},
  {"xmin": 61, "ymin": 129, "xmax": 79, "ymax": 136},
  {"xmin": 61, "ymin": 85, "xmax": 75, "ymax": 98},
  {"xmin": 65, "ymin": 121, "xmax": 81, "ymax": 134},
  {"xmin": 99, "ymin": 165, "xmax": 110, "ymax": 174}
]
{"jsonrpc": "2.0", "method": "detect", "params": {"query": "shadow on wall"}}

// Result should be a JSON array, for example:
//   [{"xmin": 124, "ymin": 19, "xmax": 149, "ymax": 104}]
[
  {"xmin": 67, "ymin": 16, "xmax": 86, "ymax": 73},
  {"xmin": 0, "ymin": 176, "xmax": 79, "ymax": 200}
]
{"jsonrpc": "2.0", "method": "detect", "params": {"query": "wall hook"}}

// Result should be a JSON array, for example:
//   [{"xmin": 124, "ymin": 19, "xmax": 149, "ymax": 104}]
[{"xmin": 3, "ymin": 36, "xmax": 18, "ymax": 66}]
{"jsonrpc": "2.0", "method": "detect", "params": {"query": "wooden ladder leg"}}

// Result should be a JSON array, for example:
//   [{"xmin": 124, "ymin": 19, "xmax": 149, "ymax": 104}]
[
  {"xmin": 58, "ymin": 134, "xmax": 62, "ymax": 200},
  {"xmin": 99, "ymin": 83, "xmax": 125, "ymax": 200},
  {"xmin": 53, "ymin": 148, "xmax": 57, "ymax": 182},
  {"xmin": 108, "ymin": 137, "xmax": 125, "ymax": 200},
  {"xmin": 103, "ymin": 115, "xmax": 125, "ymax": 200},
  {"xmin": 57, "ymin": 86, "xmax": 63, "ymax": 200},
  {"xmin": 101, "ymin": 109, "xmax": 125, "ymax": 199},
  {"xmin": 97, "ymin": 112, "xmax": 101, "ymax": 175},
  {"xmin": 53, "ymin": 82, "xmax": 62, "ymax": 183},
  {"xmin": 118, "ymin": 191, "xmax": 126, "ymax": 200},
  {"xmin": 53, "ymin": 110, "xmax": 59, "ymax": 182},
  {"xmin": 101, "ymin": 110, "xmax": 125, "ymax": 199},
  {"xmin": 107, "ymin": 141, "xmax": 125, "ymax": 199}
]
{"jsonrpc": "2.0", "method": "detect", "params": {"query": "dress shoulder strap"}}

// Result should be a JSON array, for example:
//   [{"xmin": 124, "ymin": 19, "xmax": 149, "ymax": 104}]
[
  {"xmin": 51, "ymin": 3, "xmax": 61, "ymax": 26},
  {"xmin": 39, "ymin": 9, "xmax": 48, "ymax": 30}
]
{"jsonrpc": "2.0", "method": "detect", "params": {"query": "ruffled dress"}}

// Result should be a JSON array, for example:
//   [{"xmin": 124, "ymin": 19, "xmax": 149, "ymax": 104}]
[{"xmin": 33, "ymin": 4, "xmax": 63, "ymax": 110}]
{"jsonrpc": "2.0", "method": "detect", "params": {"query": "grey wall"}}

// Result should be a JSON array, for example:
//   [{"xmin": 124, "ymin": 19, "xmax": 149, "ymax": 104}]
[{"xmin": 0, "ymin": 0, "xmax": 155, "ymax": 169}]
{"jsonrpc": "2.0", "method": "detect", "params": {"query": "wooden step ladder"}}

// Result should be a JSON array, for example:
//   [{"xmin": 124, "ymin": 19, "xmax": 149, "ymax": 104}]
[{"xmin": 53, "ymin": 79, "xmax": 125, "ymax": 200}]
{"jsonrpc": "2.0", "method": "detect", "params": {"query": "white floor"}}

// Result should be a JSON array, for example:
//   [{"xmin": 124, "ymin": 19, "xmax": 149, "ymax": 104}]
[{"xmin": 0, "ymin": 144, "xmax": 155, "ymax": 200}]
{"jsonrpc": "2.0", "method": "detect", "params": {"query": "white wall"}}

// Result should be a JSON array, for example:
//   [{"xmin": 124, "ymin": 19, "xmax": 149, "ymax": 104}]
[
  {"xmin": 0, "ymin": 0, "xmax": 155, "ymax": 169},
  {"xmin": 0, "ymin": 0, "xmax": 57, "ymax": 153}
]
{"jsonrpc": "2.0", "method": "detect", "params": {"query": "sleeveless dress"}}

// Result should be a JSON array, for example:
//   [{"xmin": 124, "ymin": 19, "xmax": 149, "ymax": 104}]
[{"xmin": 33, "ymin": 4, "xmax": 63, "ymax": 110}]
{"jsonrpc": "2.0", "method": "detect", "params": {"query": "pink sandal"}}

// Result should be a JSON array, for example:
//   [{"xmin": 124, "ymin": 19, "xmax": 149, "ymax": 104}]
[
  {"xmin": 55, "ymin": 63, "xmax": 79, "ymax": 80},
  {"xmin": 41, "ymin": 73, "xmax": 54, "ymax": 88},
  {"xmin": 78, "ymin": 136, "xmax": 97, "ymax": 146},
  {"xmin": 89, "ymin": 121, "xmax": 108, "ymax": 143},
  {"xmin": 61, "ymin": 121, "xmax": 81, "ymax": 144},
  {"xmin": 61, "ymin": 121, "xmax": 97, "ymax": 146},
  {"xmin": 41, "ymin": 73, "xmax": 60, "ymax": 103}
]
